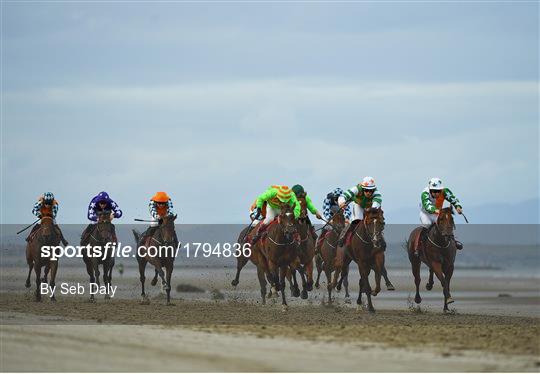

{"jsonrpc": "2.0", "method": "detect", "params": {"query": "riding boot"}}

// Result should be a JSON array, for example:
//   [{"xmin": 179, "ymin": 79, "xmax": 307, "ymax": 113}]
[
  {"xmin": 54, "ymin": 225, "xmax": 68, "ymax": 246},
  {"xmin": 453, "ymin": 237, "xmax": 463, "ymax": 250},
  {"xmin": 26, "ymin": 224, "xmax": 41, "ymax": 243},
  {"xmin": 337, "ymin": 222, "xmax": 352, "ymax": 247},
  {"xmin": 249, "ymin": 223, "xmax": 268, "ymax": 246},
  {"xmin": 381, "ymin": 238, "xmax": 387, "ymax": 251}
]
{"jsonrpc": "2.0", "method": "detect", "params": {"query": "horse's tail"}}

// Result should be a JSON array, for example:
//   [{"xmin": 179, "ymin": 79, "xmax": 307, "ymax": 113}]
[{"xmin": 402, "ymin": 238, "xmax": 409, "ymax": 252}]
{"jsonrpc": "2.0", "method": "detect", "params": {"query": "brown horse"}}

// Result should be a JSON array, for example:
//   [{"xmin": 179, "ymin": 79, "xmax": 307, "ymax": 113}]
[
  {"xmin": 407, "ymin": 207, "xmax": 457, "ymax": 312},
  {"xmin": 133, "ymin": 215, "xmax": 178, "ymax": 305},
  {"xmin": 82, "ymin": 210, "xmax": 117, "ymax": 301},
  {"xmin": 25, "ymin": 216, "xmax": 61, "ymax": 302},
  {"xmin": 287, "ymin": 196, "xmax": 316, "ymax": 299},
  {"xmin": 232, "ymin": 223, "xmax": 272, "ymax": 304},
  {"xmin": 259, "ymin": 204, "xmax": 299, "ymax": 310},
  {"xmin": 315, "ymin": 208, "xmax": 346, "ymax": 303},
  {"xmin": 343, "ymin": 208, "xmax": 387, "ymax": 313}
]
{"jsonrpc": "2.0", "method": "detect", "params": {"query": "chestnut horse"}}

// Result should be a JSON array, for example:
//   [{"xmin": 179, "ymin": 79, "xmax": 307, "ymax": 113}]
[
  {"xmin": 287, "ymin": 196, "xmax": 316, "ymax": 299},
  {"xmin": 25, "ymin": 216, "xmax": 61, "ymax": 302},
  {"xmin": 82, "ymin": 210, "xmax": 117, "ymax": 301},
  {"xmin": 315, "ymin": 208, "xmax": 346, "ymax": 303},
  {"xmin": 343, "ymin": 208, "xmax": 387, "ymax": 313},
  {"xmin": 233, "ymin": 223, "xmax": 272, "ymax": 304},
  {"xmin": 133, "ymin": 215, "xmax": 178, "ymax": 305},
  {"xmin": 407, "ymin": 207, "xmax": 457, "ymax": 312},
  {"xmin": 259, "ymin": 204, "xmax": 299, "ymax": 310}
]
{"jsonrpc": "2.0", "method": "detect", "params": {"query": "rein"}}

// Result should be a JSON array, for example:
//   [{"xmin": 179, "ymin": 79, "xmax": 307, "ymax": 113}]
[{"xmin": 427, "ymin": 223, "xmax": 451, "ymax": 249}]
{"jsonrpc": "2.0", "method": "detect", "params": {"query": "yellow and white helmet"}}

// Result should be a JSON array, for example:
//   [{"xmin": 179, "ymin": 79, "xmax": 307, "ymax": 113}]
[
  {"xmin": 361, "ymin": 176, "xmax": 376, "ymax": 190},
  {"xmin": 428, "ymin": 177, "xmax": 444, "ymax": 190}
]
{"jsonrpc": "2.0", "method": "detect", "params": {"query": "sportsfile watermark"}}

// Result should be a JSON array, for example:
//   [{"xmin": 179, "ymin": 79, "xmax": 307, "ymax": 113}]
[{"xmin": 40, "ymin": 242, "xmax": 252, "ymax": 261}]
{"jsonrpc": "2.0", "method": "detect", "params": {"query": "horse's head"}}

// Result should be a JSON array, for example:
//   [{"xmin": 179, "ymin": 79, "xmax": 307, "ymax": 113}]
[
  {"xmin": 296, "ymin": 196, "xmax": 308, "ymax": 220},
  {"xmin": 94, "ymin": 210, "xmax": 116, "ymax": 244},
  {"xmin": 39, "ymin": 216, "xmax": 56, "ymax": 242},
  {"xmin": 159, "ymin": 214, "xmax": 177, "ymax": 246},
  {"xmin": 330, "ymin": 207, "xmax": 346, "ymax": 234},
  {"xmin": 363, "ymin": 208, "xmax": 386, "ymax": 249},
  {"xmin": 278, "ymin": 204, "xmax": 297, "ymax": 240},
  {"xmin": 436, "ymin": 207, "xmax": 455, "ymax": 238}
]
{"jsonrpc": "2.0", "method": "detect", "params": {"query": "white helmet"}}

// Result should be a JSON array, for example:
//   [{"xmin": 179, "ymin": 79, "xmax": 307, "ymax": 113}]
[
  {"xmin": 361, "ymin": 176, "xmax": 376, "ymax": 190},
  {"xmin": 428, "ymin": 177, "xmax": 444, "ymax": 190}
]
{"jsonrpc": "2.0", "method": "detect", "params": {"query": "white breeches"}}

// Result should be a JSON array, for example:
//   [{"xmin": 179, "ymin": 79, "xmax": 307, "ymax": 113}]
[
  {"xmin": 251, "ymin": 205, "xmax": 281, "ymax": 226},
  {"xmin": 350, "ymin": 202, "xmax": 365, "ymax": 222},
  {"xmin": 420, "ymin": 210, "xmax": 438, "ymax": 226}
]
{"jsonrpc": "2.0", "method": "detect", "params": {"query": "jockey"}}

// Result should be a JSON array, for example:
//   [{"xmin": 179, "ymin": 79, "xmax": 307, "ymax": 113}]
[
  {"xmin": 418, "ymin": 177, "xmax": 463, "ymax": 251},
  {"xmin": 249, "ymin": 185, "xmax": 301, "ymax": 245},
  {"xmin": 27, "ymin": 192, "xmax": 68, "ymax": 246},
  {"xmin": 315, "ymin": 187, "xmax": 352, "ymax": 253},
  {"xmin": 81, "ymin": 191, "xmax": 122, "ymax": 244},
  {"xmin": 139, "ymin": 191, "xmax": 176, "ymax": 243},
  {"xmin": 291, "ymin": 184, "xmax": 323, "ymax": 240},
  {"xmin": 337, "ymin": 176, "xmax": 383, "ymax": 246}
]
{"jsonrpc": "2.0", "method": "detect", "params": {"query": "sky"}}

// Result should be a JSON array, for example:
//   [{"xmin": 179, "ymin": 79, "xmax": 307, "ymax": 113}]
[{"xmin": 1, "ymin": 2, "xmax": 538, "ymax": 224}]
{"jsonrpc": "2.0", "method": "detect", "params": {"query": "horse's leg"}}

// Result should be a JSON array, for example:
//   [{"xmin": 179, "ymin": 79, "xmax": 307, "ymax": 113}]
[
  {"xmin": 138, "ymin": 257, "xmax": 148, "ymax": 301},
  {"xmin": 287, "ymin": 268, "xmax": 300, "ymax": 297},
  {"xmin": 25, "ymin": 261, "xmax": 33, "ymax": 288},
  {"xmin": 431, "ymin": 262, "xmax": 449, "ymax": 311},
  {"xmin": 324, "ymin": 265, "xmax": 333, "ymax": 303},
  {"xmin": 42, "ymin": 264, "xmax": 49, "ymax": 283},
  {"xmin": 305, "ymin": 256, "xmax": 314, "ymax": 292},
  {"xmin": 298, "ymin": 265, "xmax": 309, "ymax": 299},
  {"xmin": 231, "ymin": 254, "xmax": 249, "ymax": 287},
  {"xmin": 103, "ymin": 261, "xmax": 111, "ymax": 300},
  {"xmin": 256, "ymin": 265, "xmax": 267, "ymax": 305},
  {"xmin": 410, "ymin": 255, "xmax": 422, "ymax": 304},
  {"xmin": 33, "ymin": 261, "xmax": 42, "ymax": 302},
  {"xmin": 426, "ymin": 268, "xmax": 434, "ymax": 290},
  {"xmin": 151, "ymin": 269, "xmax": 159, "ymax": 286},
  {"xmin": 49, "ymin": 261, "xmax": 58, "ymax": 302},
  {"xmin": 381, "ymin": 265, "xmax": 395, "ymax": 291},
  {"xmin": 361, "ymin": 265, "xmax": 375, "ymax": 313},
  {"xmin": 84, "ymin": 257, "xmax": 96, "ymax": 302},
  {"xmin": 267, "ymin": 260, "xmax": 279, "ymax": 296},
  {"xmin": 445, "ymin": 264, "xmax": 455, "ymax": 305},
  {"xmin": 343, "ymin": 265, "xmax": 350, "ymax": 301},
  {"xmin": 314, "ymin": 254, "xmax": 323, "ymax": 289},
  {"xmin": 165, "ymin": 262, "xmax": 173, "ymax": 305},
  {"xmin": 279, "ymin": 265, "xmax": 288, "ymax": 311},
  {"xmin": 371, "ymin": 253, "xmax": 384, "ymax": 296}
]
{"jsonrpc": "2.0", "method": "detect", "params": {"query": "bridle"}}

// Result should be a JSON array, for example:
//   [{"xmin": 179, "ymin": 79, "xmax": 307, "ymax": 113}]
[
  {"xmin": 267, "ymin": 211, "xmax": 297, "ymax": 246},
  {"xmin": 355, "ymin": 217, "xmax": 384, "ymax": 245}
]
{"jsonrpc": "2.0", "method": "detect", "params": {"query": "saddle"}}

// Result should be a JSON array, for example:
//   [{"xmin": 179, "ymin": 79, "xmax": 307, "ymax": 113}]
[{"xmin": 344, "ymin": 221, "xmax": 361, "ymax": 247}]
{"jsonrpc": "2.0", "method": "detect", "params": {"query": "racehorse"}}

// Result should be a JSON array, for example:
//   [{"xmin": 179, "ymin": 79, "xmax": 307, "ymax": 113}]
[
  {"xmin": 287, "ymin": 196, "xmax": 316, "ymax": 299},
  {"xmin": 407, "ymin": 207, "xmax": 457, "ymax": 312},
  {"xmin": 25, "ymin": 216, "xmax": 61, "ymax": 302},
  {"xmin": 314, "ymin": 207, "xmax": 346, "ymax": 303},
  {"xmin": 257, "ymin": 204, "xmax": 299, "ymax": 310},
  {"xmin": 133, "ymin": 215, "xmax": 178, "ymax": 305},
  {"xmin": 343, "ymin": 208, "xmax": 387, "ymax": 313},
  {"xmin": 82, "ymin": 210, "xmax": 117, "ymax": 301}
]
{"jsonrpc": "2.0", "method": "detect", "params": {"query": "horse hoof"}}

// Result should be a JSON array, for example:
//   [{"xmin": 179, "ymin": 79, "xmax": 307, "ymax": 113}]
[
  {"xmin": 426, "ymin": 283, "xmax": 433, "ymax": 291},
  {"xmin": 368, "ymin": 308, "xmax": 376, "ymax": 314},
  {"xmin": 50, "ymin": 297, "xmax": 57, "ymax": 303},
  {"xmin": 447, "ymin": 296, "xmax": 454, "ymax": 304},
  {"xmin": 25, "ymin": 282, "xmax": 31, "ymax": 288},
  {"xmin": 231, "ymin": 279, "xmax": 239, "ymax": 287},
  {"xmin": 314, "ymin": 282, "xmax": 320, "ymax": 289},
  {"xmin": 371, "ymin": 290, "xmax": 379, "ymax": 297},
  {"xmin": 344, "ymin": 297, "xmax": 351, "ymax": 304},
  {"xmin": 306, "ymin": 283, "xmax": 313, "ymax": 292},
  {"xmin": 301, "ymin": 290, "xmax": 308, "ymax": 299},
  {"xmin": 88, "ymin": 297, "xmax": 96, "ymax": 303},
  {"xmin": 414, "ymin": 295, "xmax": 422, "ymax": 304},
  {"xmin": 336, "ymin": 284, "xmax": 342, "ymax": 291},
  {"xmin": 104, "ymin": 295, "xmax": 111, "ymax": 300},
  {"xmin": 386, "ymin": 283, "xmax": 395, "ymax": 291},
  {"xmin": 140, "ymin": 297, "xmax": 150, "ymax": 305},
  {"xmin": 292, "ymin": 289, "xmax": 300, "ymax": 298},
  {"xmin": 281, "ymin": 305, "xmax": 288, "ymax": 312},
  {"xmin": 151, "ymin": 279, "xmax": 158, "ymax": 286}
]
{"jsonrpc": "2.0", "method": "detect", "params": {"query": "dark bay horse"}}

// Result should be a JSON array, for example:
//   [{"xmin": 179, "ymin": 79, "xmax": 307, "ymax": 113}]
[
  {"xmin": 287, "ymin": 196, "xmax": 316, "ymax": 299},
  {"xmin": 82, "ymin": 211, "xmax": 117, "ymax": 301},
  {"xmin": 133, "ymin": 215, "xmax": 178, "ymax": 305},
  {"xmin": 407, "ymin": 207, "xmax": 457, "ymax": 312},
  {"xmin": 343, "ymin": 208, "xmax": 387, "ymax": 313},
  {"xmin": 260, "ymin": 204, "xmax": 299, "ymax": 311},
  {"xmin": 25, "ymin": 216, "xmax": 60, "ymax": 302},
  {"xmin": 314, "ymin": 208, "xmax": 346, "ymax": 303}
]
